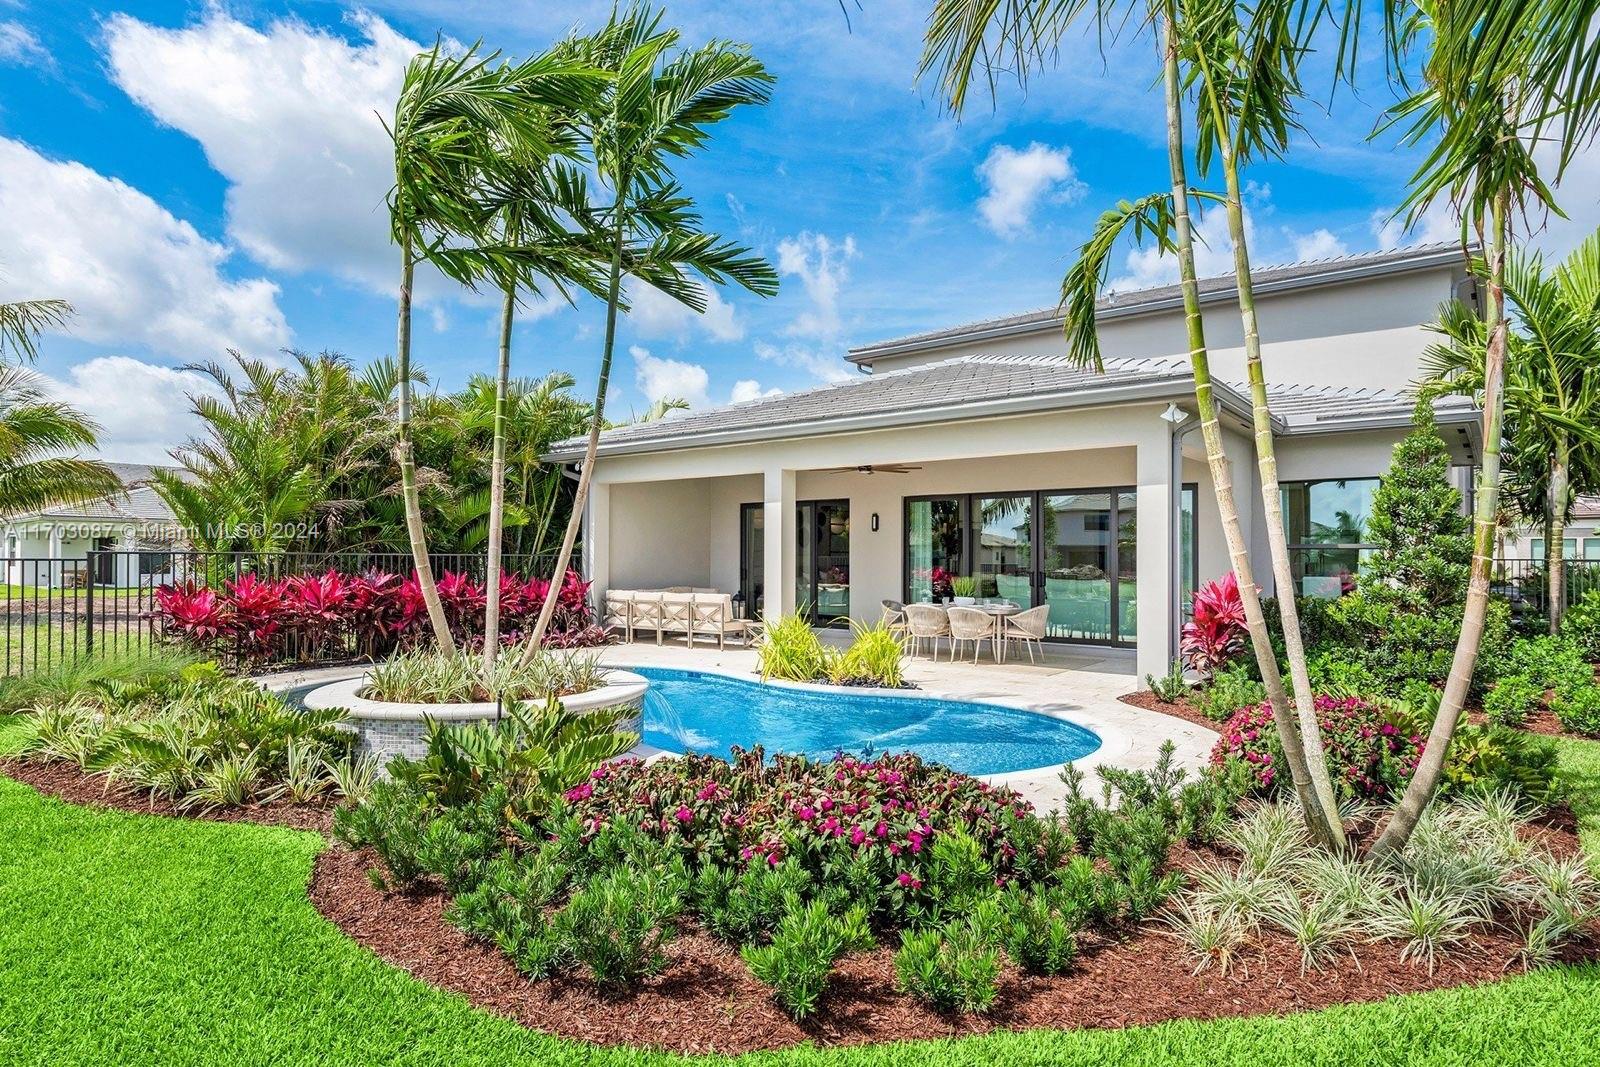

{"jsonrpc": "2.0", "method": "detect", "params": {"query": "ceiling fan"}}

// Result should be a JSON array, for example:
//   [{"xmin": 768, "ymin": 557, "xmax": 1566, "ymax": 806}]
[{"xmin": 820, "ymin": 464, "xmax": 923, "ymax": 475}]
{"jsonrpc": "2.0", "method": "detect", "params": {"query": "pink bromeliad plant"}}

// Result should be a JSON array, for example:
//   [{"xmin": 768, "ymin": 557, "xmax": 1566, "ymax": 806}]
[{"xmin": 1180, "ymin": 572, "xmax": 1248, "ymax": 678}]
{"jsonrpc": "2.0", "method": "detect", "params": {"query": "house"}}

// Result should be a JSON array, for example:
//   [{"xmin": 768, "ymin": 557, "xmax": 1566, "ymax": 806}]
[
  {"xmin": 1, "ymin": 463, "xmax": 185, "ymax": 587},
  {"xmin": 1501, "ymin": 496, "xmax": 1600, "ymax": 563},
  {"xmin": 545, "ymin": 244, "xmax": 1483, "ymax": 680}
]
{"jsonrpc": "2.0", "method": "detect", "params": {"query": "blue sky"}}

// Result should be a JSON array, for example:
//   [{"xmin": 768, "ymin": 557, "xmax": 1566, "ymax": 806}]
[{"xmin": 1, "ymin": 1, "xmax": 1594, "ymax": 462}]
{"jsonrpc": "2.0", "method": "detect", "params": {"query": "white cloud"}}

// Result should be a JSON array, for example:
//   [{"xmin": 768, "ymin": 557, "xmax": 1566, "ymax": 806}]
[
  {"xmin": 38, "ymin": 357, "xmax": 217, "ymax": 463},
  {"xmin": 1110, "ymin": 201, "xmax": 1244, "ymax": 292},
  {"xmin": 1292, "ymin": 228, "xmax": 1348, "ymax": 261},
  {"xmin": 0, "ymin": 138, "xmax": 291, "ymax": 359},
  {"xmin": 0, "ymin": 20, "xmax": 48, "ymax": 67},
  {"xmin": 631, "ymin": 345, "xmax": 709, "ymax": 408},
  {"xmin": 1371, "ymin": 200, "xmax": 1463, "ymax": 250},
  {"xmin": 730, "ymin": 379, "xmax": 781, "ymax": 403},
  {"xmin": 776, "ymin": 231, "xmax": 857, "ymax": 341},
  {"xmin": 625, "ymin": 279, "xmax": 744, "ymax": 342},
  {"xmin": 975, "ymin": 142, "xmax": 1086, "ymax": 238},
  {"xmin": 102, "ymin": 10, "xmax": 417, "ymax": 294},
  {"xmin": 754, "ymin": 341, "xmax": 856, "ymax": 384}
]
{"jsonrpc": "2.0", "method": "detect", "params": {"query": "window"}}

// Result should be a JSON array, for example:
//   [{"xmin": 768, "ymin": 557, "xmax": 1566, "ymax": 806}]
[
  {"xmin": 1281, "ymin": 478, "xmax": 1380, "ymax": 598},
  {"xmin": 1585, "ymin": 538, "xmax": 1600, "ymax": 562},
  {"xmin": 1531, "ymin": 538, "xmax": 1579, "ymax": 561}
]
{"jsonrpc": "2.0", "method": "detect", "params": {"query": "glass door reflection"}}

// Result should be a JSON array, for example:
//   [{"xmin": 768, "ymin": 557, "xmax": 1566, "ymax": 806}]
[
  {"xmin": 974, "ymin": 493, "xmax": 1033, "ymax": 606},
  {"xmin": 1039, "ymin": 492, "xmax": 1113, "ymax": 640}
]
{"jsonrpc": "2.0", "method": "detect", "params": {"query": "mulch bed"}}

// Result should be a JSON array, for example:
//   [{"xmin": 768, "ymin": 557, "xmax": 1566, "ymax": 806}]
[
  {"xmin": 308, "ymin": 833, "xmax": 1599, "ymax": 1056},
  {"xmin": 0, "ymin": 757, "xmax": 336, "ymax": 834}
]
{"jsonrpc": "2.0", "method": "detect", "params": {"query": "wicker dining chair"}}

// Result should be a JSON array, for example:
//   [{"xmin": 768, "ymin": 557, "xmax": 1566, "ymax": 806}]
[
  {"xmin": 947, "ymin": 606, "xmax": 1000, "ymax": 664},
  {"xmin": 879, "ymin": 598, "xmax": 908, "ymax": 636},
  {"xmin": 902, "ymin": 603, "xmax": 950, "ymax": 660},
  {"xmin": 1002, "ymin": 604, "xmax": 1049, "ymax": 664}
]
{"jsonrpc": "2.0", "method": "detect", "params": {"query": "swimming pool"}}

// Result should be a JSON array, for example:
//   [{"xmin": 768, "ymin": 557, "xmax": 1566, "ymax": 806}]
[{"xmin": 633, "ymin": 666, "xmax": 1101, "ymax": 776}]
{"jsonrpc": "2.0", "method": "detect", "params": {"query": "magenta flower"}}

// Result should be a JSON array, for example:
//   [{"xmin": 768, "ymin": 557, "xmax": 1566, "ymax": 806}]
[{"xmin": 674, "ymin": 806, "xmax": 693, "ymax": 822}]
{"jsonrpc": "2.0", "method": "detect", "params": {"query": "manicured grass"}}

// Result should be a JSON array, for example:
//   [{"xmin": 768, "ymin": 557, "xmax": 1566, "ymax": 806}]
[{"xmin": 4, "ymin": 722, "xmax": 1600, "ymax": 1065}]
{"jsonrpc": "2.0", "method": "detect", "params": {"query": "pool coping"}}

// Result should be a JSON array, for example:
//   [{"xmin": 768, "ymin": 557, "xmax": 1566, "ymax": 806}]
[{"xmin": 614, "ymin": 662, "xmax": 1134, "ymax": 791}]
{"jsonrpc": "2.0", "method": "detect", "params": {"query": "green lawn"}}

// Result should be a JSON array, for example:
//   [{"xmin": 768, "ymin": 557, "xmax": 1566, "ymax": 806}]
[{"xmin": 4, "ymin": 718, "xmax": 1600, "ymax": 1066}]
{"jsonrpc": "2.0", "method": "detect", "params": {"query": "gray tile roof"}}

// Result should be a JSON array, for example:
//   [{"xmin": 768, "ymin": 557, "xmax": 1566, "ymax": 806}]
[
  {"xmin": 11, "ymin": 466, "xmax": 183, "ymax": 526},
  {"xmin": 848, "ymin": 243, "xmax": 1469, "ymax": 364},
  {"xmin": 547, "ymin": 352, "xmax": 1475, "ymax": 460},
  {"xmin": 1263, "ymin": 383, "xmax": 1477, "ymax": 432}
]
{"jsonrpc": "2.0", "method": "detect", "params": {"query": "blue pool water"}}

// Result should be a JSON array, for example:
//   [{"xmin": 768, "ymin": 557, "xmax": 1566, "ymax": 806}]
[{"xmin": 633, "ymin": 666, "xmax": 1101, "ymax": 776}]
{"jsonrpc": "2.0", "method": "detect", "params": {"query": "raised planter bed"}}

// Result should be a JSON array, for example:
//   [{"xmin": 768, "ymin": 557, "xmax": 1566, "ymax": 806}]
[{"xmin": 299, "ymin": 669, "xmax": 649, "ymax": 763}]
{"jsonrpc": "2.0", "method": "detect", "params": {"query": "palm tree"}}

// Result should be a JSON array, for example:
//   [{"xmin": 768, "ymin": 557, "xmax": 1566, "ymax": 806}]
[
  {"xmin": 1422, "ymin": 230, "xmax": 1600, "ymax": 633},
  {"xmin": 0, "ymin": 298, "xmax": 73, "ymax": 363},
  {"xmin": 387, "ymin": 42, "xmax": 602, "ymax": 652},
  {"xmin": 1369, "ymin": 0, "xmax": 1600, "ymax": 856},
  {"xmin": 0, "ymin": 365, "xmax": 122, "ymax": 516},
  {"xmin": 923, "ymin": 0, "xmax": 1343, "ymax": 845},
  {"xmin": 523, "ymin": 5, "xmax": 780, "ymax": 650}
]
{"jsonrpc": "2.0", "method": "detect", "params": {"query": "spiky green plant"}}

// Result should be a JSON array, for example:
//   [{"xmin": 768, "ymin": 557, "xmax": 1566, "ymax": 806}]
[{"xmin": 757, "ymin": 614, "xmax": 834, "ymax": 683}]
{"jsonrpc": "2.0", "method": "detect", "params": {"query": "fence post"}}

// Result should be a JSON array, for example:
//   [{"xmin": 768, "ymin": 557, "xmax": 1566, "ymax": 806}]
[{"xmin": 84, "ymin": 554, "xmax": 95, "ymax": 657}]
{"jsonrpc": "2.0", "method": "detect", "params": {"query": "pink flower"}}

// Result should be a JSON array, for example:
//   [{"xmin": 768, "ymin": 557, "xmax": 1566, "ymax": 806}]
[
  {"xmin": 850, "ymin": 826, "xmax": 867, "ymax": 846},
  {"xmin": 797, "ymin": 806, "xmax": 816, "ymax": 821},
  {"xmin": 674, "ymin": 806, "xmax": 693, "ymax": 822},
  {"xmin": 897, "ymin": 872, "xmax": 922, "ymax": 889}
]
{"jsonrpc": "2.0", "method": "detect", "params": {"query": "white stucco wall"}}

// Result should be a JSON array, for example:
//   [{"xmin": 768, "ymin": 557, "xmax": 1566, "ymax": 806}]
[{"xmin": 857, "ymin": 268, "xmax": 1463, "ymax": 394}]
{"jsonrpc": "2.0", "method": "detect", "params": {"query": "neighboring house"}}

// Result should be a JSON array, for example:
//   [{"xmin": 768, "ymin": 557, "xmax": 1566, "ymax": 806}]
[
  {"xmin": 1501, "ymin": 497, "xmax": 1600, "ymax": 563},
  {"xmin": 546, "ymin": 244, "xmax": 1482, "ymax": 679},
  {"xmin": 1, "ymin": 463, "xmax": 186, "ymax": 587}
]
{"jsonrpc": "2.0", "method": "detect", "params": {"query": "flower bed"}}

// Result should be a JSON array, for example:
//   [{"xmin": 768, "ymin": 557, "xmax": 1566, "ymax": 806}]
[{"xmin": 154, "ymin": 568, "xmax": 605, "ymax": 667}]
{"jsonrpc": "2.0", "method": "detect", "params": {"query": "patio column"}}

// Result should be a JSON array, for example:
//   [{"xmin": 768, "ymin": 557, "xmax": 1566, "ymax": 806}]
[
  {"xmin": 582, "ymin": 481, "xmax": 611, "ymax": 603},
  {"xmin": 762, "ymin": 467, "xmax": 796, "ymax": 619},
  {"xmin": 1136, "ymin": 427, "xmax": 1175, "ymax": 681}
]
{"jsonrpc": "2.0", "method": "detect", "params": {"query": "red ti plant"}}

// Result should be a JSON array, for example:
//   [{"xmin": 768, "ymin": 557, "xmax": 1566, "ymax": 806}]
[
  {"xmin": 225, "ymin": 572, "xmax": 284, "ymax": 662},
  {"xmin": 153, "ymin": 583, "xmax": 230, "ymax": 647},
  {"xmin": 434, "ymin": 571, "xmax": 486, "ymax": 635},
  {"xmin": 1181, "ymin": 571, "xmax": 1248, "ymax": 678},
  {"xmin": 348, "ymin": 570, "xmax": 408, "ymax": 655},
  {"xmin": 285, "ymin": 569, "xmax": 349, "ymax": 656}
]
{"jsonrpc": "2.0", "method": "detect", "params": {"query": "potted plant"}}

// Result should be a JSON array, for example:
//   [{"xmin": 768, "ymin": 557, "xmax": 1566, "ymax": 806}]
[
  {"xmin": 951, "ymin": 575, "xmax": 978, "ymax": 605},
  {"xmin": 927, "ymin": 566, "xmax": 955, "ymax": 603}
]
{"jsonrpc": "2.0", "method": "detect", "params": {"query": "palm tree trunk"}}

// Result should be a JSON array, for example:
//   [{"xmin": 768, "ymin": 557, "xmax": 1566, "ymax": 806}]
[
  {"xmin": 395, "ymin": 245, "xmax": 453, "ymax": 652},
  {"xmin": 525, "ymin": 209, "xmax": 626, "ymax": 651},
  {"xmin": 483, "ymin": 285, "xmax": 515, "ymax": 672},
  {"xmin": 1371, "ymin": 186, "xmax": 1510, "ymax": 859},
  {"xmin": 1548, "ymin": 438, "xmax": 1569, "ymax": 633},
  {"xmin": 1156, "ymin": 12, "xmax": 1328, "ymax": 833},
  {"xmin": 1215, "ymin": 141, "xmax": 1344, "ymax": 848}
]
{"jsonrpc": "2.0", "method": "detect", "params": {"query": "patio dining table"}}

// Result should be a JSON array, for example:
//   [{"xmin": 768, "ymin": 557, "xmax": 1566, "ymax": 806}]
[{"xmin": 953, "ymin": 600, "xmax": 1022, "ymax": 662}]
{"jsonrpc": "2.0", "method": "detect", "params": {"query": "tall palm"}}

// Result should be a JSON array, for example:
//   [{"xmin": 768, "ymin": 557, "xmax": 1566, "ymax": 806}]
[
  {"xmin": 0, "ymin": 298, "xmax": 73, "ymax": 364},
  {"xmin": 1181, "ymin": 0, "xmax": 1343, "ymax": 843},
  {"xmin": 0, "ymin": 365, "xmax": 121, "ymax": 516},
  {"xmin": 388, "ymin": 42, "xmax": 601, "ymax": 652},
  {"xmin": 923, "ymin": 0, "xmax": 1341, "ymax": 843},
  {"xmin": 523, "ymin": 5, "xmax": 780, "ymax": 650},
  {"xmin": 1370, "ymin": 0, "xmax": 1600, "ymax": 856},
  {"xmin": 478, "ymin": 161, "xmax": 609, "ymax": 669},
  {"xmin": 1421, "ymin": 231, "xmax": 1600, "ymax": 633}
]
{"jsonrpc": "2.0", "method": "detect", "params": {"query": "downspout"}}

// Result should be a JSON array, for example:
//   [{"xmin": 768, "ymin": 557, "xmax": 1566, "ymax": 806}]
[{"xmin": 1163, "ymin": 403, "xmax": 1200, "ymax": 663}]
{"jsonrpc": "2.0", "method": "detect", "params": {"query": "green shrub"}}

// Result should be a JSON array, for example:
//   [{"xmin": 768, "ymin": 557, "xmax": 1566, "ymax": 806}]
[
  {"xmin": 1306, "ymin": 649, "xmax": 1383, "ymax": 696},
  {"xmin": 1145, "ymin": 659, "xmax": 1188, "ymax": 702},
  {"xmin": 1560, "ymin": 589, "xmax": 1600, "ymax": 661},
  {"xmin": 1326, "ymin": 593, "xmax": 1511, "ymax": 695},
  {"xmin": 1484, "ymin": 673, "xmax": 1542, "ymax": 727},
  {"xmin": 1194, "ymin": 666, "xmax": 1266, "ymax": 721},
  {"xmin": 692, "ymin": 858, "xmax": 813, "ymax": 946},
  {"xmin": 556, "ymin": 864, "xmax": 687, "ymax": 986},
  {"xmin": 1552, "ymin": 683, "xmax": 1600, "ymax": 736},
  {"xmin": 757, "ymin": 614, "xmax": 833, "ymax": 683},
  {"xmin": 332, "ymin": 779, "xmax": 432, "ymax": 888},
  {"xmin": 0, "ymin": 647, "xmax": 203, "ymax": 713},
  {"xmin": 922, "ymin": 829, "xmax": 994, "ymax": 921},
  {"xmin": 894, "ymin": 918, "xmax": 1002, "ymax": 1014},
  {"xmin": 447, "ymin": 847, "xmax": 572, "ymax": 978},
  {"xmin": 741, "ymin": 900, "xmax": 873, "ymax": 1019},
  {"xmin": 828, "ymin": 620, "xmax": 907, "ymax": 687},
  {"xmin": 387, "ymin": 695, "xmax": 636, "ymax": 820},
  {"xmin": 1506, "ymin": 635, "xmax": 1592, "ymax": 699},
  {"xmin": 974, "ymin": 886, "xmax": 1081, "ymax": 975}
]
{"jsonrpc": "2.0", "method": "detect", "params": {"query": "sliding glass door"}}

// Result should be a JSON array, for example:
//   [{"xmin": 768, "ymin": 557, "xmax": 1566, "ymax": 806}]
[
  {"xmin": 904, "ymin": 486, "xmax": 1183, "ymax": 648},
  {"xmin": 739, "ymin": 500, "xmax": 849, "ymax": 623},
  {"xmin": 1038, "ymin": 491, "xmax": 1113, "ymax": 641}
]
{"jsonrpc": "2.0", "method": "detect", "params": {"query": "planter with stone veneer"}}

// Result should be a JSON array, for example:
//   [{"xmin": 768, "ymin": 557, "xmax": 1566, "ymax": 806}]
[{"xmin": 299, "ymin": 669, "xmax": 648, "ymax": 764}]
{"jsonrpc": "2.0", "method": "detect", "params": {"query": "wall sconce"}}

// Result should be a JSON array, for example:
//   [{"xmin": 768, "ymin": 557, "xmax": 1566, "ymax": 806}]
[{"xmin": 871, "ymin": 513, "xmax": 880, "ymax": 532}]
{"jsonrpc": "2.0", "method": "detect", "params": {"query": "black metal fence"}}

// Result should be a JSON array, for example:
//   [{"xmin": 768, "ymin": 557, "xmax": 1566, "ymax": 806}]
[
  {"xmin": 1, "ymin": 550, "xmax": 562, "ymax": 679},
  {"xmin": 1491, "ymin": 557, "xmax": 1600, "ymax": 629}
]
